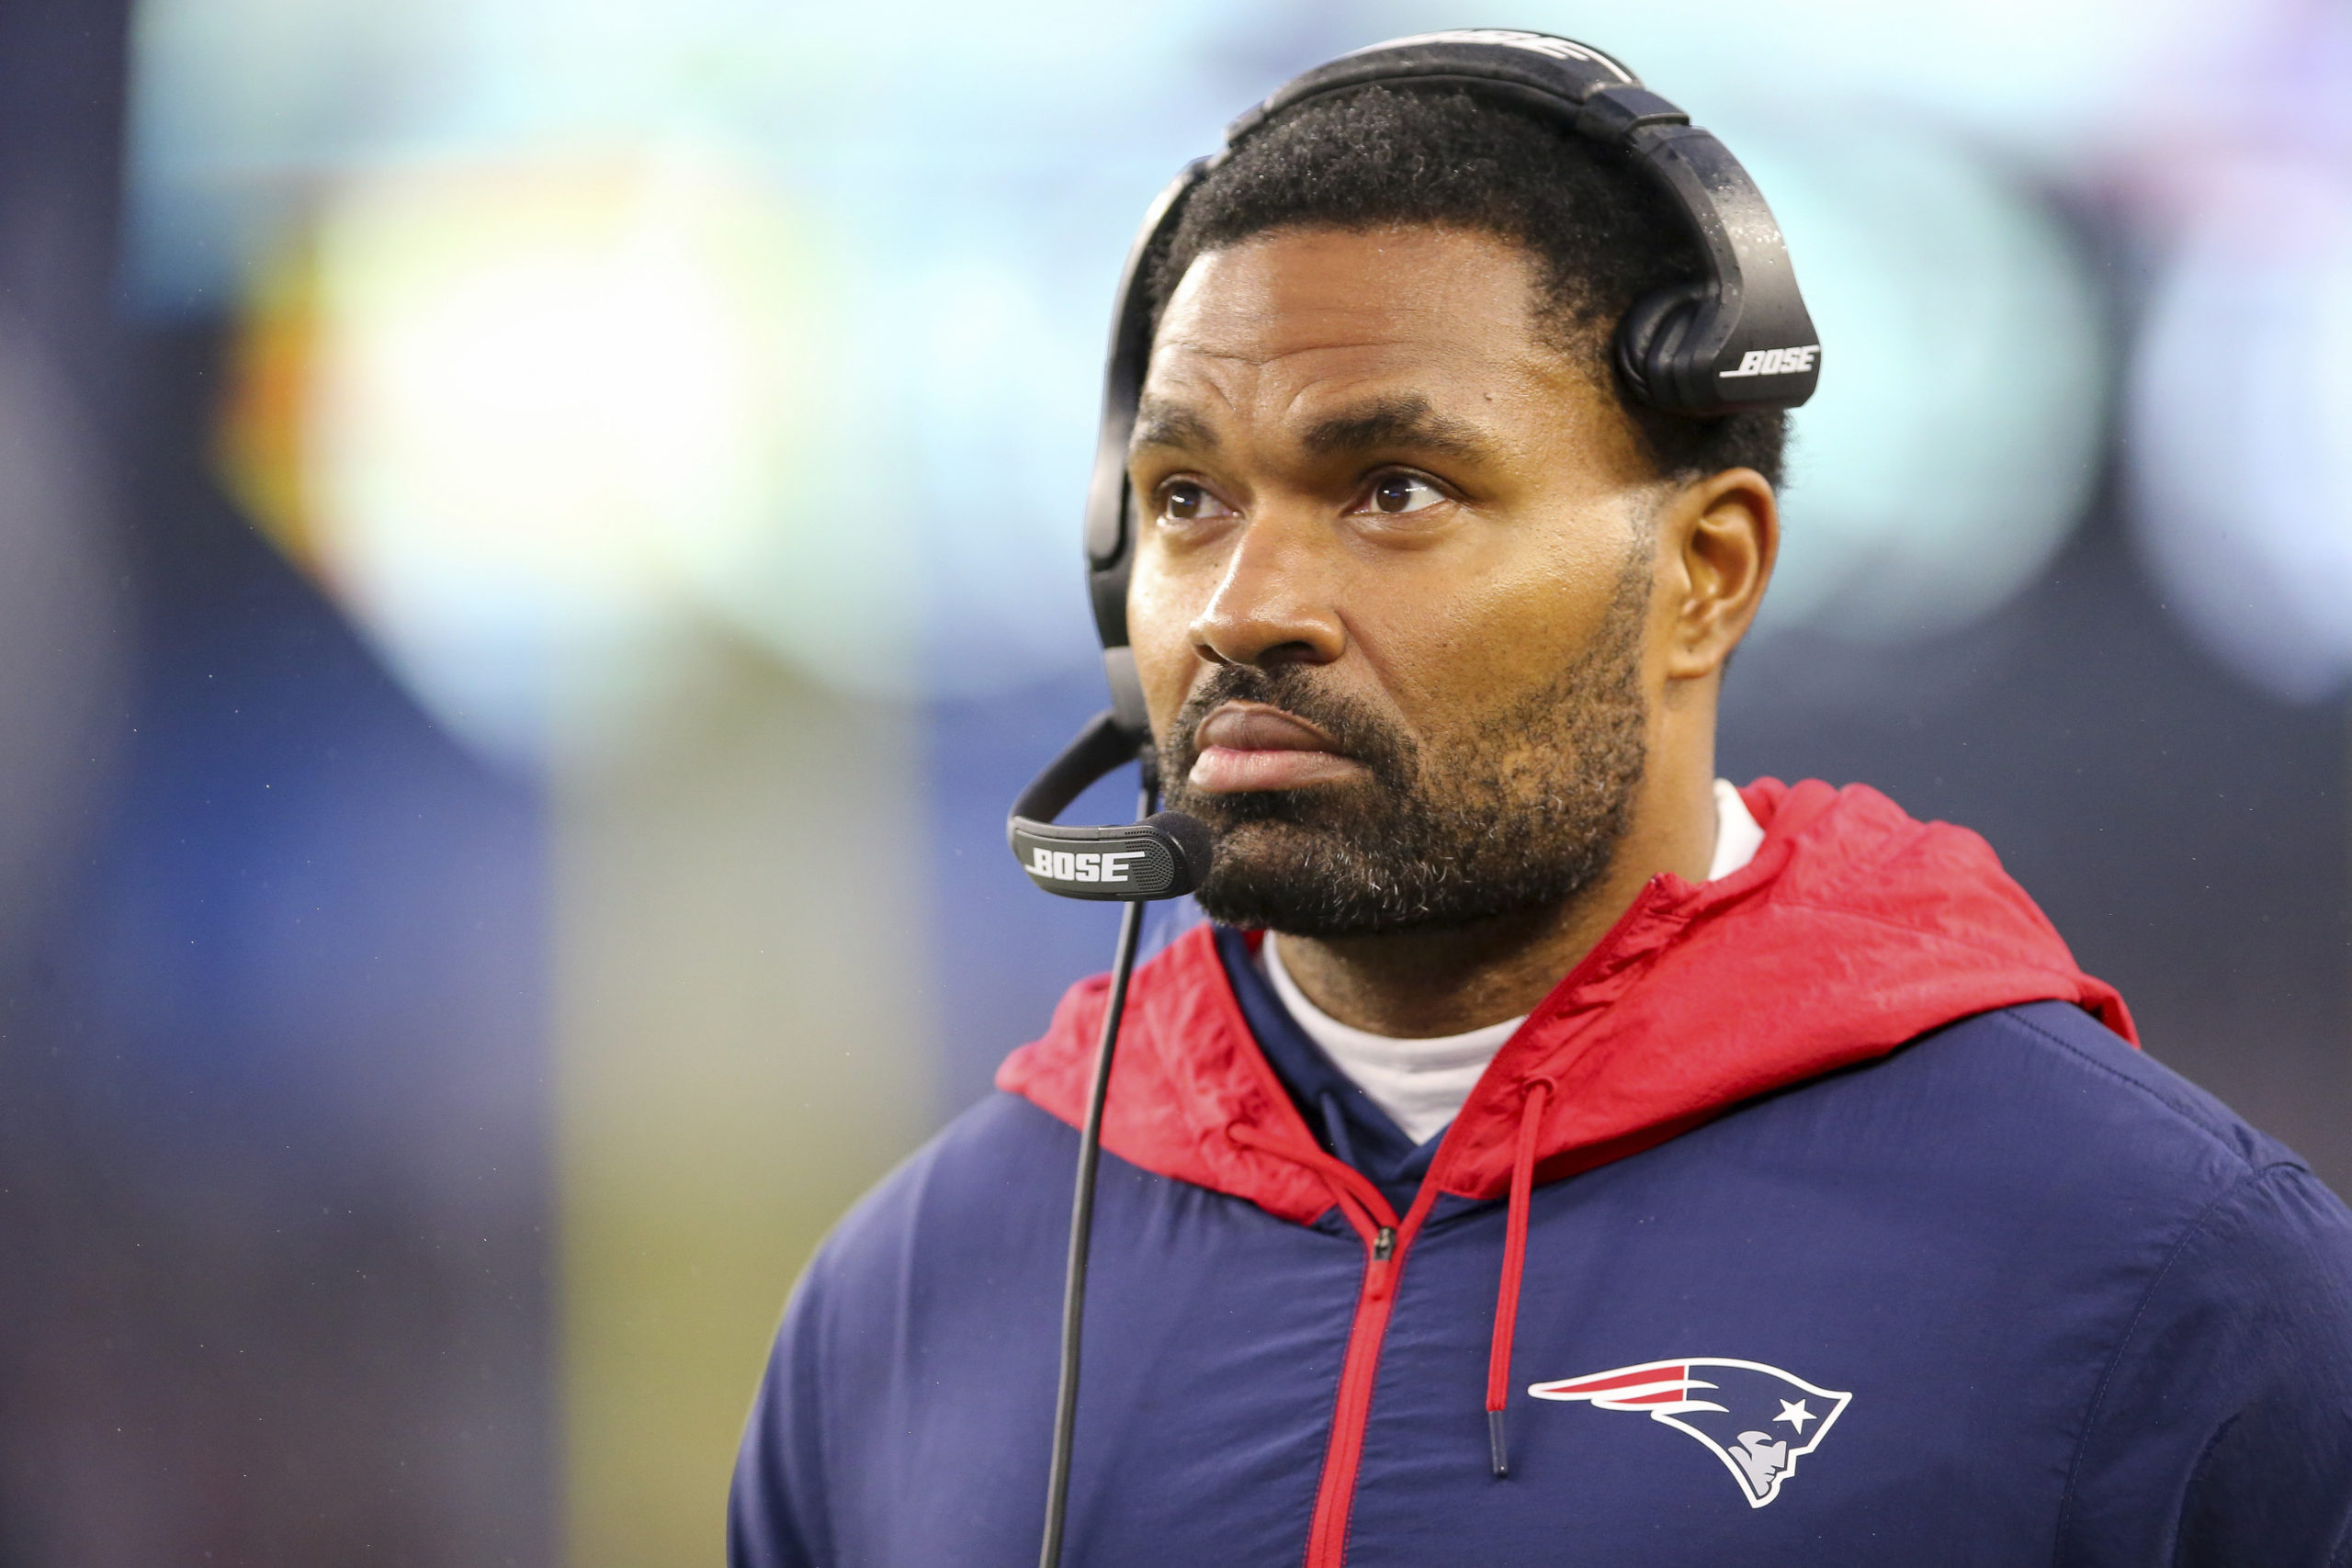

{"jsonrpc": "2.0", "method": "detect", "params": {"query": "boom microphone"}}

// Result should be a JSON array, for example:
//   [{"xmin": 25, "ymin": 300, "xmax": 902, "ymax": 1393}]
[
  {"xmin": 1007, "ymin": 710, "xmax": 1214, "ymax": 902},
  {"xmin": 1005, "ymin": 708, "xmax": 1210, "ymax": 1568}
]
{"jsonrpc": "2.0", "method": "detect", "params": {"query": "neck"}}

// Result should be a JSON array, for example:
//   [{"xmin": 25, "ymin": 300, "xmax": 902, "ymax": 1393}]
[{"xmin": 1273, "ymin": 761, "xmax": 1717, "ymax": 1037}]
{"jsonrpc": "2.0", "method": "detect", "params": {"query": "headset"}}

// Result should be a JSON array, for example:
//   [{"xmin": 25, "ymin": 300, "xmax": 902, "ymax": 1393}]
[{"xmin": 1005, "ymin": 30, "xmax": 1818, "ymax": 1567}]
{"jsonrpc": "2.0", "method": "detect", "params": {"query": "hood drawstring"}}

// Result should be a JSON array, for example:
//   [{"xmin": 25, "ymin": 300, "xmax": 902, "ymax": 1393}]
[
  {"xmin": 1234, "ymin": 1079, "xmax": 1554, "ymax": 1483},
  {"xmin": 1486, "ymin": 1079, "xmax": 1552, "ymax": 1479},
  {"xmin": 1227, "ymin": 1122, "xmax": 1393, "ymax": 1246}
]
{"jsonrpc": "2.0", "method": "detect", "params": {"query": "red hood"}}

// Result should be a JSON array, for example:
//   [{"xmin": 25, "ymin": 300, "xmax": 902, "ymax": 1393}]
[{"xmin": 996, "ymin": 779, "xmax": 2135, "ymax": 1227}]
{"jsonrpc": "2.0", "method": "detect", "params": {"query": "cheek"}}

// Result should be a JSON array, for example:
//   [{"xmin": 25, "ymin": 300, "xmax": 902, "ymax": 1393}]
[
  {"xmin": 1124, "ymin": 547, "xmax": 1204, "ymax": 723},
  {"xmin": 1363, "ymin": 533, "xmax": 1642, "ymax": 717}
]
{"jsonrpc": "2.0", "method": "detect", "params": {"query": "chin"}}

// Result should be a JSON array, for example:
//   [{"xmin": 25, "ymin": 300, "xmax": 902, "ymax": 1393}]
[
  {"xmin": 1191, "ymin": 835, "xmax": 1426, "ymax": 936},
  {"xmin": 1191, "ymin": 813, "xmax": 1623, "ymax": 938}
]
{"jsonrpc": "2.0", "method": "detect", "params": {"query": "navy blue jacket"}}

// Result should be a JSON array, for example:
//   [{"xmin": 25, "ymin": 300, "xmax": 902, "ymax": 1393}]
[{"xmin": 731, "ymin": 782, "xmax": 2352, "ymax": 1565}]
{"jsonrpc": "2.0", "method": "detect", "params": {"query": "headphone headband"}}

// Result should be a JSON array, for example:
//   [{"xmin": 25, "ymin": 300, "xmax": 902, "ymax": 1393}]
[
  {"xmin": 1231, "ymin": 30, "xmax": 1640, "ymax": 141},
  {"xmin": 1080, "ymin": 28, "xmax": 1818, "ymax": 736}
]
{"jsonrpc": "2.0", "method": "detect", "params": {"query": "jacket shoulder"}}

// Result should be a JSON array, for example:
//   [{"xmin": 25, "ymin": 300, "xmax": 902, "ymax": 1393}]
[
  {"xmin": 1961, "ymin": 1000, "xmax": 2303, "ymax": 1179},
  {"xmin": 2045, "ymin": 1111, "xmax": 2352, "ymax": 1560},
  {"xmin": 1690, "ymin": 998, "xmax": 2337, "ymax": 1271},
  {"xmin": 808, "ymin": 1091, "xmax": 1079, "ymax": 1298}
]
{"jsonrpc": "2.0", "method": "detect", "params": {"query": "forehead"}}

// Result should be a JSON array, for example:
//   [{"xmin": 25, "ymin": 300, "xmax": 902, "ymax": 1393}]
[{"xmin": 1142, "ymin": 224, "xmax": 1584, "ymax": 437}]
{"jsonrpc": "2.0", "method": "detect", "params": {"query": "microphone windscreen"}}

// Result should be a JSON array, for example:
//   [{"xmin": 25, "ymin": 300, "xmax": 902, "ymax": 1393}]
[{"xmin": 1143, "ymin": 810, "xmax": 1215, "ymax": 892}]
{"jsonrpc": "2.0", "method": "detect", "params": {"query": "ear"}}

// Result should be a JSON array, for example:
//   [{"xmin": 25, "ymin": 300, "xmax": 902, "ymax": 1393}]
[{"xmin": 1658, "ymin": 467, "xmax": 1777, "ymax": 683}]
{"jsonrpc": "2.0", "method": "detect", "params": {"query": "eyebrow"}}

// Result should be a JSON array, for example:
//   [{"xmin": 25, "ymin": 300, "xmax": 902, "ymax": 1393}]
[
  {"xmin": 1128, "ymin": 393, "xmax": 1498, "ymax": 465},
  {"xmin": 1129, "ymin": 398, "xmax": 1219, "ymax": 455},
  {"xmin": 1302, "ymin": 396, "xmax": 1494, "ymax": 464}
]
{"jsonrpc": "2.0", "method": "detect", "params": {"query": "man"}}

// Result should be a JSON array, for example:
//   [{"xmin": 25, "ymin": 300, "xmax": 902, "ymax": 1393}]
[{"xmin": 731, "ymin": 47, "xmax": 2352, "ymax": 1568}]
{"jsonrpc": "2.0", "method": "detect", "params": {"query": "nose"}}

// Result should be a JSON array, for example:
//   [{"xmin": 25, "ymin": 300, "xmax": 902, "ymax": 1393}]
[{"xmin": 1188, "ymin": 513, "xmax": 1346, "ymax": 671}]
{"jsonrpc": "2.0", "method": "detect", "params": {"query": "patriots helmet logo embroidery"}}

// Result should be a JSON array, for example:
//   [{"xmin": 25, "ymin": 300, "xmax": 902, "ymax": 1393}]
[{"xmin": 1529, "ymin": 1359, "xmax": 1852, "ymax": 1507}]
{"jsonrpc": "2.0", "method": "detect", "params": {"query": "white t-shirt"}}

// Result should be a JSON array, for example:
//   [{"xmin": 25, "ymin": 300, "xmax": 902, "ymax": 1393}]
[{"xmin": 1261, "ymin": 780, "xmax": 1765, "ymax": 1145}]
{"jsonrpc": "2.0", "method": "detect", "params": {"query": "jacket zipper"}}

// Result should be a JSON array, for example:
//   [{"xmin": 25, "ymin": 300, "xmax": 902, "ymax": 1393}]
[{"xmin": 1303, "ymin": 1192, "xmax": 1441, "ymax": 1567}]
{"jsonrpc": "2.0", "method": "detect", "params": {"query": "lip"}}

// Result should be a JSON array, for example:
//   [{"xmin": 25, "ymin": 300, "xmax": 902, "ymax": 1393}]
[{"xmin": 1187, "ymin": 701, "xmax": 1364, "ymax": 793}]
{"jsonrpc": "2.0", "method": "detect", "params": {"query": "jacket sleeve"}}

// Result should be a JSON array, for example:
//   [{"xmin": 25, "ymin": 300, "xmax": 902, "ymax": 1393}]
[
  {"xmin": 2056, "ymin": 1162, "xmax": 2352, "ymax": 1567},
  {"xmin": 729, "ymin": 1265, "xmax": 834, "ymax": 1568}
]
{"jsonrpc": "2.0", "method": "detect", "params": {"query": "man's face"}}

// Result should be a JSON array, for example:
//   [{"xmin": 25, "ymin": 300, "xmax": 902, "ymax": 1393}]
[{"xmin": 1128, "ymin": 223, "xmax": 1672, "ymax": 935}]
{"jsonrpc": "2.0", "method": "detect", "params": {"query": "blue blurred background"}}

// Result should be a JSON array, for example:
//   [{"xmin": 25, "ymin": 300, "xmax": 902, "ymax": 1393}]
[{"xmin": 2, "ymin": 0, "xmax": 2348, "ymax": 1562}]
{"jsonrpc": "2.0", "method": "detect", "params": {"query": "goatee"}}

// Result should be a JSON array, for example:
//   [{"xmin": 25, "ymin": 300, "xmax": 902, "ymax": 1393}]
[{"xmin": 1160, "ymin": 556, "xmax": 1653, "ymax": 936}]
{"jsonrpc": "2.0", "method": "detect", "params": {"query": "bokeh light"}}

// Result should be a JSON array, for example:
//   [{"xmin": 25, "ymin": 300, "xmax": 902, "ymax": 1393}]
[
  {"xmin": 2129, "ymin": 169, "xmax": 2352, "ymax": 702},
  {"xmin": 221, "ymin": 154, "xmax": 899, "ymax": 761},
  {"xmin": 1525, "ymin": 0, "xmax": 2258, "ymax": 164},
  {"xmin": 1745, "ymin": 124, "xmax": 2107, "ymax": 641}
]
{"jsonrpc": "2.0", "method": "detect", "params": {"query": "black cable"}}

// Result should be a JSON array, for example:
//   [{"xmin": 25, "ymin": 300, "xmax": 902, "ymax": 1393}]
[{"xmin": 1037, "ymin": 784, "xmax": 1155, "ymax": 1568}]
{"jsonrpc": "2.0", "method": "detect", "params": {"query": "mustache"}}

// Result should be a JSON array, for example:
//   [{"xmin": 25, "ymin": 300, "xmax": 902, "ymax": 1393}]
[{"xmin": 1165, "ymin": 664, "xmax": 1416, "ymax": 790}]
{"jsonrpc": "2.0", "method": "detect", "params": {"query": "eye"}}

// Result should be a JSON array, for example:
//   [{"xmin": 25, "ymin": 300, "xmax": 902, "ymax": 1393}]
[
  {"xmin": 1358, "ymin": 473, "xmax": 1449, "ymax": 516},
  {"xmin": 1158, "ymin": 479, "xmax": 1238, "ymax": 523}
]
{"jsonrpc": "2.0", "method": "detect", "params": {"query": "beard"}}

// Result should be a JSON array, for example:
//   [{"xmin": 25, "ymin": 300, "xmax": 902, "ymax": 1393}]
[{"xmin": 1159, "ymin": 558, "xmax": 1653, "ymax": 937}]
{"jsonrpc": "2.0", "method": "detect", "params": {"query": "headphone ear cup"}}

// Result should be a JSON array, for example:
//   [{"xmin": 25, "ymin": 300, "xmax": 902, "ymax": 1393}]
[{"xmin": 1614, "ymin": 283, "xmax": 1710, "ymax": 412}]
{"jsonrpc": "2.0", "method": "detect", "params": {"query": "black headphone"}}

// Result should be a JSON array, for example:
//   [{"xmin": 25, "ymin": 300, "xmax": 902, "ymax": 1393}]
[
  {"xmin": 1010, "ymin": 36, "xmax": 1819, "ymax": 1564},
  {"xmin": 1008, "ymin": 28, "xmax": 1819, "ymax": 901}
]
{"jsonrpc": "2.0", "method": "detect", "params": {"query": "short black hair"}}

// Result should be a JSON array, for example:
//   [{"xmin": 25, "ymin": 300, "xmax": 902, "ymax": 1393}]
[{"xmin": 1148, "ymin": 84, "xmax": 1786, "ymax": 488}]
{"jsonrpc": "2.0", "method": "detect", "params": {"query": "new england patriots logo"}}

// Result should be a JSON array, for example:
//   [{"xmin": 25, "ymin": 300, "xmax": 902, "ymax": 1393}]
[{"xmin": 1529, "ymin": 1359, "xmax": 1852, "ymax": 1507}]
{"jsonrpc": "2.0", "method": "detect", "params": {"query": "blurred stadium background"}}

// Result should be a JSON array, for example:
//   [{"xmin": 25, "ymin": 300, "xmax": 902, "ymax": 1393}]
[{"xmin": 0, "ymin": 0, "xmax": 2347, "ymax": 1561}]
